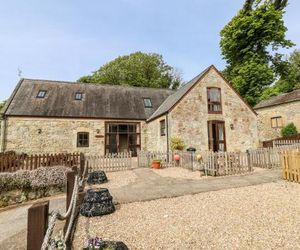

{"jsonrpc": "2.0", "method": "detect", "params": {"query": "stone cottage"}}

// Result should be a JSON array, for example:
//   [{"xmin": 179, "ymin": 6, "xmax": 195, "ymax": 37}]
[
  {"xmin": 254, "ymin": 89, "xmax": 300, "ymax": 142},
  {"xmin": 0, "ymin": 65, "xmax": 258, "ymax": 155}
]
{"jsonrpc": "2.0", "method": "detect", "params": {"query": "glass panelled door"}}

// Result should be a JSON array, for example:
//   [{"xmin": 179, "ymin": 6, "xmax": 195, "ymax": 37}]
[
  {"xmin": 208, "ymin": 121, "xmax": 226, "ymax": 152},
  {"xmin": 105, "ymin": 123, "xmax": 141, "ymax": 156}
]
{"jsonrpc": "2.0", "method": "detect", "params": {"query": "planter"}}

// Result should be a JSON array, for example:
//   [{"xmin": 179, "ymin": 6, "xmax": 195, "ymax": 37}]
[{"xmin": 151, "ymin": 161, "xmax": 161, "ymax": 169}]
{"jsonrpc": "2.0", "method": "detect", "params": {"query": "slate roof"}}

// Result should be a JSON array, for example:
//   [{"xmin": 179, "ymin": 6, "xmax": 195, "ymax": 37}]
[
  {"xmin": 254, "ymin": 89, "xmax": 300, "ymax": 109},
  {"xmin": 148, "ymin": 66, "xmax": 211, "ymax": 121},
  {"xmin": 2, "ymin": 79, "xmax": 175, "ymax": 120}
]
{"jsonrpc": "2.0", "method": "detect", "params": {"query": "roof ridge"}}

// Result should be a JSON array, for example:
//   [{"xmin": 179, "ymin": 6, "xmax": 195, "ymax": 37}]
[{"xmin": 22, "ymin": 78, "xmax": 177, "ymax": 92}]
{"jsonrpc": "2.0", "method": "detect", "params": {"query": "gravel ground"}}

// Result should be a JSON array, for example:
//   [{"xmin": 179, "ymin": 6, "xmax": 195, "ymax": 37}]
[
  {"xmin": 74, "ymin": 181, "xmax": 300, "ymax": 250},
  {"xmin": 151, "ymin": 167, "xmax": 208, "ymax": 180},
  {"xmin": 89, "ymin": 170, "xmax": 137, "ymax": 190}
]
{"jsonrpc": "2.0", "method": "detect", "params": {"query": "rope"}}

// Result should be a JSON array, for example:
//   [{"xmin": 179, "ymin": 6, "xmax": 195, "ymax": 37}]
[{"xmin": 41, "ymin": 162, "xmax": 88, "ymax": 250}]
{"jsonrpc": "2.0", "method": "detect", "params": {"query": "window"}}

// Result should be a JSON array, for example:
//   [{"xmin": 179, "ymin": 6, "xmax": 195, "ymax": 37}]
[
  {"xmin": 37, "ymin": 90, "xmax": 47, "ymax": 98},
  {"xmin": 75, "ymin": 92, "xmax": 83, "ymax": 100},
  {"xmin": 143, "ymin": 98, "xmax": 152, "ymax": 108},
  {"xmin": 207, "ymin": 87, "xmax": 222, "ymax": 113},
  {"xmin": 160, "ymin": 119, "xmax": 166, "ymax": 136},
  {"xmin": 271, "ymin": 116, "xmax": 283, "ymax": 128},
  {"xmin": 77, "ymin": 132, "xmax": 89, "ymax": 147}
]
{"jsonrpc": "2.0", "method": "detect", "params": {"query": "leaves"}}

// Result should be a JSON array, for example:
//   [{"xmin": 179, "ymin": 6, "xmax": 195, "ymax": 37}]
[
  {"xmin": 281, "ymin": 123, "xmax": 298, "ymax": 137},
  {"xmin": 78, "ymin": 52, "xmax": 183, "ymax": 90},
  {"xmin": 220, "ymin": 0, "xmax": 294, "ymax": 105}
]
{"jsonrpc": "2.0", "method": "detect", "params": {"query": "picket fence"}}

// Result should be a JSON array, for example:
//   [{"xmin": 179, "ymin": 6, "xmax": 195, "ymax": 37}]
[
  {"xmin": 86, "ymin": 152, "xmax": 132, "ymax": 172},
  {"xmin": 273, "ymin": 139, "xmax": 300, "ymax": 147},
  {"xmin": 282, "ymin": 150, "xmax": 300, "ymax": 183},
  {"xmin": 0, "ymin": 152, "xmax": 82, "ymax": 172}
]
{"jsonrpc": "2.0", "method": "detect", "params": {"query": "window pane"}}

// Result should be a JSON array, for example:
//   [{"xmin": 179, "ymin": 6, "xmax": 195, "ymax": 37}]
[
  {"xmin": 118, "ymin": 124, "xmax": 128, "ymax": 133},
  {"xmin": 37, "ymin": 90, "xmax": 46, "ymax": 98},
  {"xmin": 271, "ymin": 118, "xmax": 277, "ymax": 128},
  {"xmin": 77, "ymin": 132, "xmax": 89, "ymax": 147},
  {"xmin": 209, "ymin": 88, "xmax": 220, "ymax": 102},
  {"xmin": 109, "ymin": 124, "xmax": 118, "ymax": 133},
  {"xmin": 218, "ymin": 124, "xmax": 224, "ymax": 140},
  {"xmin": 277, "ymin": 117, "xmax": 283, "ymax": 127},
  {"xmin": 143, "ymin": 98, "xmax": 152, "ymax": 108},
  {"xmin": 75, "ymin": 92, "xmax": 82, "ymax": 100}
]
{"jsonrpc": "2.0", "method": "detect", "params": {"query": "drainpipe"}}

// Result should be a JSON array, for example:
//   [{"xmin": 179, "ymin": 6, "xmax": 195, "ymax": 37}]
[
  {"xmin": 0, "ymin": 116, "xmax": 7, "ymax": 152},
  {"xmin": 166, "ymin": 113, "xmax": 170, "ymax": 161}
]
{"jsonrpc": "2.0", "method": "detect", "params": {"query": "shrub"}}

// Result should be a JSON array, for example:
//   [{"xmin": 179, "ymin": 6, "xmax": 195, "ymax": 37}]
[
  {"xmin": 170, "ymin": 136, "xmax": 186, "ymax": 151},
  {"xmin": 281, "ymin": 123, "xmax": 298, "ymax": 138},
  {"xmin": 0, "ymin": 166, "xmax": 71, "ymax": 192}
]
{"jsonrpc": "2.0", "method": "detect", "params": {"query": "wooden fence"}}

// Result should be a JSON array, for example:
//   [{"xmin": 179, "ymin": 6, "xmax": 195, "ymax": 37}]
[
  {"xmin": 281, "ymin": 150, "xmax": 300, "ymax": 183},
  {"xmin": 263, "ymin": 133, "xmax": 300, "ymax": 148},
  {"xmin": 273, "ymin": 139, "xmax": 300, "ymax": 147},
  {"xmin": 138, "ymin": 150, "xmax": 251, "ymax": 176},
  {"xmin": 86, "ymin": 152, "xmax": 132, "ymax": 172},
  {"xmin": 138, "ymin": 151, "xmax": 204, "ymax": 170},
  {"xmin": 27, "ymin": 164, "xmax": 87, "ymax": 250},
  {"xmin": 0, "ymin": 152, "xmax": 82, "ymax": 172}
]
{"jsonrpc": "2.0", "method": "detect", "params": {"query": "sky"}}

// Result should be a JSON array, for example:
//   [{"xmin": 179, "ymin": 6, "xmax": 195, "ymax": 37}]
[{"xmin": 0, "ymin": 0, "xmax": 299, "ymax": 101}]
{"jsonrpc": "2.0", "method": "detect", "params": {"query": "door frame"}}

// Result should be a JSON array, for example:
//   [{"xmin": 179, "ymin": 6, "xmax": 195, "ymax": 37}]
[
  {"xmin": 104, "ymin": 121, "xmax": 141, "ymax": 155},
  {"xmin": 207, "ymin": 120, "xmax": 227, "ymax": 152}
]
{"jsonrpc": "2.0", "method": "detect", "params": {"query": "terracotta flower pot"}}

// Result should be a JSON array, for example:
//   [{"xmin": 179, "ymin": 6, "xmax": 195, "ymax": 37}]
[
  {"xmin": 174, "ymin": 154, "xmax": 180, "ymax": 161},
  {"xmin": 152, "ymin": 161, "xmax": 161, "ymax": 169}
]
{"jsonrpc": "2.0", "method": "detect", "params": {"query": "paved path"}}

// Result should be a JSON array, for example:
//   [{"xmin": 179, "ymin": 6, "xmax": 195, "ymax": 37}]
[
  {"xmin": 0, "ymin": 168, "xmax": 280, "ymax": 248},
  {"xmin": 111, "ymin": 168, "xmax": 281, "ymax": 203}
]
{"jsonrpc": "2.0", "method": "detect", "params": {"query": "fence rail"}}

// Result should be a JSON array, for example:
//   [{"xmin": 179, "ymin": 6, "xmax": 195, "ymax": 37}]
[
  {"xmin": 282, "ymin": 150, "xmax": 300, "ymax": 183},
  {"xmin": 0, "ymin": 152, "xmax": 82, "ymax": 172},
  {"xmin": 86, "ymin": 152, "xmax": 132, "ymax": 172}
]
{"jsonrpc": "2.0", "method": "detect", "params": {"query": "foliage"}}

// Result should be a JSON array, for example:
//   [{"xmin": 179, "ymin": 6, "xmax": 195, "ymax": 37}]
[
  {"xmin": 170, "ymin": 136, "xmax": 186, "ymax": 151},
  {"xmin": 0, "ymin": 100, "xmax": 6, "ymax": 113},
  {"xmin": 260, "ymin": 49, "xmax": 300, "ymax": 100},
  {"xmin": 281, "ymin": 123, "xmax": 298, "ymax": 138},
  {"xmin": 220, "ymin": 0, "xmax": 294, "ymax": 105},
  {"xmin": 0, "ymin": 166, "xmax": 70, "ymax": 192},
  {"xmin": 78, "ymin": 52, "xmax": 183, "ymax": 90}
]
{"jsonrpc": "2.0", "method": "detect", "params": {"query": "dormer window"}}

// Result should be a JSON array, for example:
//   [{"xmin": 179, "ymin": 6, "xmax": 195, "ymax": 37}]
[
  {"xmin": 75, "ymin": 92, "xmax": 83, "ymax": 100},
  {"xmin": 37, "ymin": 90, "xmax": 47, "ymax": 98},
  {"xmin": 143, "ymin": 98, "xmax": 152, "ymax": 108}
]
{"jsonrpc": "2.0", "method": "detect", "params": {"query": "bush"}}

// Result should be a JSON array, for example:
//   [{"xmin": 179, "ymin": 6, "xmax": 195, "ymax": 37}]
[
  {"xmin": 0, "ymin": 166, "xmax": 71, "ymax": 192},
  {"xmin": 281, "ymin": 123, "xmax": 298, "ymax": 138},
  {"xmin": 170, "ymin": 136, "xmax": 186, "ymax": 151}
]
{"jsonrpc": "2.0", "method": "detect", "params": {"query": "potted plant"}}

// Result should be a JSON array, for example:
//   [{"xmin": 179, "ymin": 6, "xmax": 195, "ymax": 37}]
[
  {"xmin": 151, "ymin": 159, "xmax": 161, "ymax": 169},
  {"xmin": 170, "ymin": 136, "xmax": 186, "ymax": 161}
]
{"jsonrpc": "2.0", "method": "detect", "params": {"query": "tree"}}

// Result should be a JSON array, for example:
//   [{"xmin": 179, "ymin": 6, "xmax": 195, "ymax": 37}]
[
  {"xmin": 220, "ymin": 0, "xmax": 294, "ymax": 105},
  {"xmin": 281, "ymin": 123, "xmax": 298, "ymax": 137},
  {"xmin": 260, "ymin": 49, "xmax": 300, "ymax": 100},
  {"xmin": 0, "ymin": 100, "xmax": 6, "ymax": 113},
  {"xmin": 78, "ymin": 52, "xmax": 182, "ymax": 89}
]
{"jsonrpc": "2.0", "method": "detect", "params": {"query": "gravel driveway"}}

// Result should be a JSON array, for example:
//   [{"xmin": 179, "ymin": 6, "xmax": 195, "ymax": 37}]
[{"xmin": 73, "ymin": 181, "xmax": 300, "ymax": 250}]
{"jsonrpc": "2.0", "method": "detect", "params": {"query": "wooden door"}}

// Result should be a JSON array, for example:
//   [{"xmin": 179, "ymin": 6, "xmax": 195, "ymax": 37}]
[{"xmin": 208, "ymin": 121, "xmax": 226, "ymax": 152}]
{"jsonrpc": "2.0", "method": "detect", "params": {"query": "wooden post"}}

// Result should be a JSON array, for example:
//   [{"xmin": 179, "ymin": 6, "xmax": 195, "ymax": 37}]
[
  {"xmin": 27, "ymin": 201, "xmax": 49, "ymax": 250},
  {"xmin": 66, "ymin": 170, "xmax": 76, "ymax": 212},
  {"xmin": 79, "ymin": 153, "xmax": 85, "ymax": 178}
]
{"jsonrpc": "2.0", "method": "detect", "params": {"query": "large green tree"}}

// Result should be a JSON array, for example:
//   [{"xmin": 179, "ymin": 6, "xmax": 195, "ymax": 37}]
[
  {"xmin": 220, "ymin": 0, "xmax": 294, "ymax": 105},
  {"xmin": 0, "ymin": 100, "xmax": 6, "ymax": 112},
  {"xmin": 260, "ymin": 49, "xmax": 300, "ymax": 100},
  {"xmin": 78, "ymin": 52, "xmax": 182, "ymax": 89}
]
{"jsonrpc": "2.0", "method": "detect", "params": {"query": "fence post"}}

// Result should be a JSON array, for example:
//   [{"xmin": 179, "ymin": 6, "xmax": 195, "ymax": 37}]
[
  {"xmin": 79, "ymin": 153, "xmax": 85, "ymax": 178},
  {"xmin": 66, "ymin": 170, "xmax": 76, "ymax": 212},
  {"xmin": 27, "ymin": 201, "xmax": 49, "ymax": 250},
  {"xmin": 246, "ymin": 150, "xmax": 252, "ymax": 172}
]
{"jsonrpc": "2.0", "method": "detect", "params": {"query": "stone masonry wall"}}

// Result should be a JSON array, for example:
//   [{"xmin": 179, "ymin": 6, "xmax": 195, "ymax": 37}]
[
  {"xmin": 256, "ymin": 101, "xmax": 300, "ymax": 142},
  {"xmin": 3, "ymin": 117, "xmax": 146, "ymax": 155},
  {"xmin": 168, "ymin": 68, "xmax": 258, "ymax": 152}
]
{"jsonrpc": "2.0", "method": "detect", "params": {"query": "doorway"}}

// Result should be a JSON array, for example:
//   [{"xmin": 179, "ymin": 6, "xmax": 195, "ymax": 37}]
[
  {"xmin": 208, "ymin": 121, "xmax": 226, "ymax": 152},
  {"xmin": 105, "ymin": 123, "xmax": 141, "ymax": 156}
]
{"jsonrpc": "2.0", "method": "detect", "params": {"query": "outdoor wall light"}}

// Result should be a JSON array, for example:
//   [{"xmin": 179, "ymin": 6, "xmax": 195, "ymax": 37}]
[
  {"xmin": 96, "ymin": 129, "xmax": 100, "ymax": 134},
  {"xmin": 230, "ymin": 124, "xmax": 234, "ymax": 130},
  {"xmin": 37, "ymin": 129, "xmax": 42, "ymax": 134}
]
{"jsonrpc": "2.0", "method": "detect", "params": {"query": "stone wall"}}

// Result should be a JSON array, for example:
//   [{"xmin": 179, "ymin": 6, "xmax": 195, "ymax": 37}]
[
  {"xmin": 2, "ymin": 117, "xmax": 146, "ymax": 155},
  {"xmin": 168, "ymin": 68, "xmax": 258, "ymax": 152},
  {"xmin": 145, "ymin": 115, "xmax": 168, "ymax": 152},
  {"xmin": 256, "ymin": 101, "xmax": 300, "ymax": 142}
]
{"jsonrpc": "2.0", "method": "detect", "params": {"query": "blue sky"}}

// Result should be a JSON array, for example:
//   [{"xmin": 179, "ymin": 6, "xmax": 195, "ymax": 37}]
[{"xmin": 0, "ymin": 0, "xmax": 299, "ymax": 101}]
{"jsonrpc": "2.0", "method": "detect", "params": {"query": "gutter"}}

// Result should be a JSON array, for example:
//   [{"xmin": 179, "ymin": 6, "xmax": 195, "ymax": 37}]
[{"xmin": 166, "ymin": 113, "xmax": 170, "ymax": 160}]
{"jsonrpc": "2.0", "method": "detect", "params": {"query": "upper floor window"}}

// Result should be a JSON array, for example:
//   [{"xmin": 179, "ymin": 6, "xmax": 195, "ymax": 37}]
[
  {"xmin": 77, "ymin": 132, "xmax": 89, "ymax": 147},
  {"xmin": 271, "ymin": 116, "xmax": 283, "ymax": 128},
  {"xmin": 75, "ymin": 92, "xmax": 83, "ymax": 100},
  {"xmin": 160, "ymin": 119, "xmax": 166, "ymax": 136},
  {"xmin": 143, "ymin": 98, "xmax": 152, "ymax": 108},
  {"xmin": 207, "ymin": 87, "xmax": 222, "ymax": 113},
  {"xmin": 36, "ymin": 90, "xmax": 47, "ymax": 98}
]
